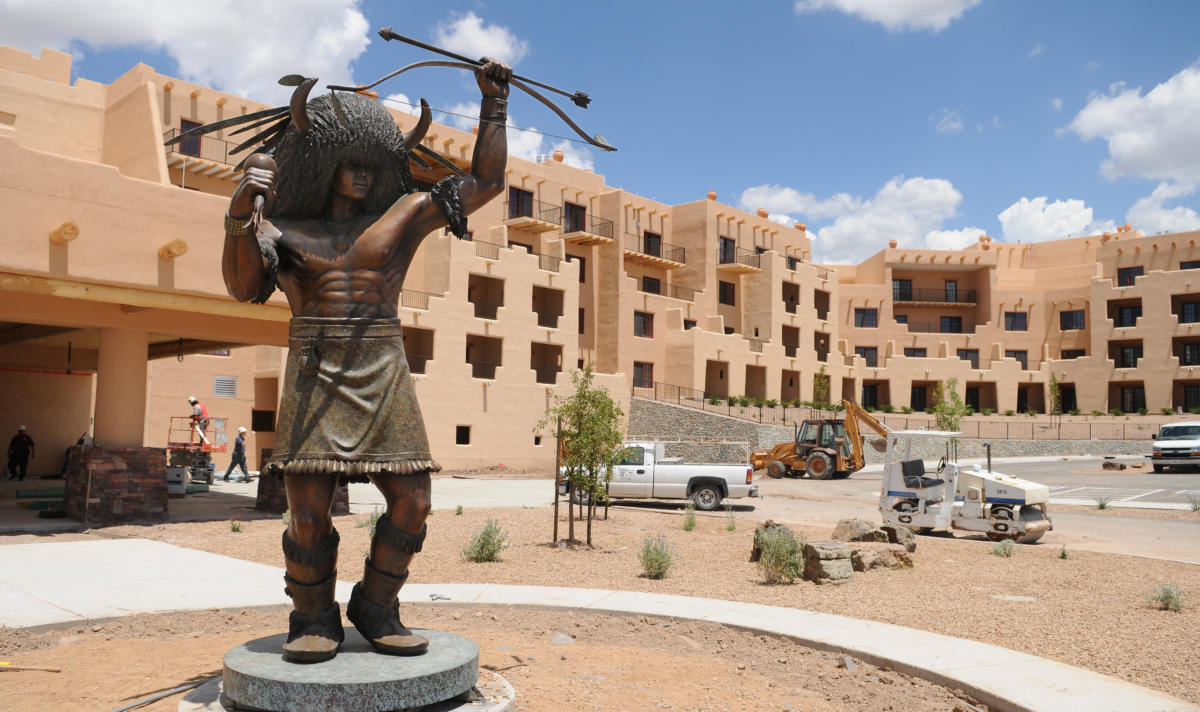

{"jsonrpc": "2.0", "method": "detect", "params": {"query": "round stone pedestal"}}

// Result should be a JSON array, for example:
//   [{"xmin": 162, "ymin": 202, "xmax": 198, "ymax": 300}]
[{"xmin": 180, "ymin": 629, "xmax": 499, "ymax": 712}]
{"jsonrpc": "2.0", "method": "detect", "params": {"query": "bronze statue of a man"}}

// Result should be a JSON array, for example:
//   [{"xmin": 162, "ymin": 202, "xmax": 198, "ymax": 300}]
[{"xmin": 222, "ymin": 60, "xmax": 511, "ymax": 663}]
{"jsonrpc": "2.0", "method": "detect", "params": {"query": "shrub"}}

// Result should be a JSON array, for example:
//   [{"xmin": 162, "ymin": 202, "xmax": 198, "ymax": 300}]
[
  {"xmin": 764, "ymin": 399, "xmax": 779, "ymax": 408},
  {"xmin": 358, "ymin": 507, "xmax": 383, "ymax": 537},
  {"xmin": 639, "ymin": 536, "xmax": 675, "ymax": 579},
  {"xmin": 724, "ymin": 505, "xmax": 736, "ymax": 532},
  {"xmin": 707, "ymin": 395, "xmax": 721, "ymax": 406},
  {"xmin": 1091, "ymin": 410, "xmax": 1106, "ymax": 417},
  {"xmin": 1058, "ymin": 546, "xmax": 1069, "ymax": 560},
  {"xmin": 756, "ymin": 525, "xmax": 805, "ymax": 584},
  {"xmin": 901, "ymin": 406, "xmax": 913, "ymax": 414},
  {"xmin": 1004, "ymin": 409, "xmax": 1016, "ymax": 416},
  {"xmin": 1095, "ymin": 496, "xmax": 1112, "ymax": 510},
  {"xmin": 992, "ymin": 539, "xmax": 1016, "ymax": 557},
  {"xmin": 981, "ymin": 407, "xmax": 995, "ymax": 416},
  {"xmin": 683, "ymin": 501, "xmax": 696, "ymax": 531},
  {"xmin": 880, "ymin": 404, "xmax": 895, "ymax": 413},
  {"xmin": 229, "ymin": 515, "xmax": 243, "ymax": 533},
  {"xmin": 725, "ymin": 396, "xmax": 737, "ymax": 406},
  {"xmin": 1109, "ymin": 408, "xmax": 1124, "ymax": 416},
  {"xmin": 1161, "ymin": 407, "xmax": 1175, "ymax": 415},
  {"xmin": 455, "ymin": 504, "xmax": 464, "ymax": 516},
  {"xmin": 1190, "ymin": 406, "xmax": 1200, "ymax": 415},
  {"xmin": 281, "ymin": 510, "xmax": 291, "ymax": 527},
  {"xmin": 1068, "ymin": 409, "xmax": 1081, "ymax": 416},
  {"xmin": 1025, "ymin": 409, "xmax": 1037, "ymax": 416},
  {"xmin": 924, "ymin": 407, "xmax": 935, "ymax": 415},
  {"xmin": 1188, "ymin": 496, "xmax": 1200, "ymax": 512},
  {"xmin": 462, "ymin": 519, "xmax": 508, "ymax": 562},
  {"xmin": 1147, "ymin": 584, "xmax": 1187, "ymax": 612},
  {"xmin": 1138, "ymin": 407, "xmax": 1149, "ymax": 416}
]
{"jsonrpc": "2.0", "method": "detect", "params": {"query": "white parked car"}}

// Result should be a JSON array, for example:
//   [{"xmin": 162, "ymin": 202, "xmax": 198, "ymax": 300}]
[
  {"xmin": 1148, "ymin": 422, "xmax": 1200, "ymax": 473},
  {"xmin": 559, "ymin": 440, "xmax": 757, "ymax": 510}
]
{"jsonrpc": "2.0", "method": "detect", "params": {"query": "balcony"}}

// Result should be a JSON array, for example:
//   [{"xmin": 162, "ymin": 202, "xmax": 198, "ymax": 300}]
[
  {"xmin": 637, "ymin": 281, "xmax": 697, "ymax": 302},
  {"xmin": 892, "ymin": 287, "xmax": 977, "ymax": 306},
  {"xmin": 400, "ymin": 289, "xmax": 437, "ymax": 310},
  {"xmin": 716, "ymin": 245, "xmax": 763, "ymax": 273},
  {"xmin": 163, "ymin": 128, "xmax": 244, "ymax": 182},
  {"xmin": 903, "ymin": 318, "xmax": 976, "ymax": 334},
  {"xmin": 503, "ymin": 199, "xmax": 562, "ymax": 233},
  {"xmin": 562, "ymin": 214, "xmax": 616, "ymax": 246},
  {"xmin": 623, "ymin": 234, "xmax": 685, "ymax": 268},
  {"xmin": 746, "ymin": 338, "xmax": 767, "ymax": 353}
]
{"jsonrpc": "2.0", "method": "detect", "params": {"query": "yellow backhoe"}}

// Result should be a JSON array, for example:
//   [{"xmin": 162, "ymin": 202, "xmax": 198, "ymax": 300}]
[{"xmin": 750, "ymin": 400, "xmax": 890, "ymax": 479}]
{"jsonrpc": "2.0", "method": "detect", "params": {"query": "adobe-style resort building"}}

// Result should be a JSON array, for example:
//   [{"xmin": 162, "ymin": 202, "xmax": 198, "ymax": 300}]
[{"xmin": 2, "ymin": 47, "xmax": 1199, "ymax": 477}]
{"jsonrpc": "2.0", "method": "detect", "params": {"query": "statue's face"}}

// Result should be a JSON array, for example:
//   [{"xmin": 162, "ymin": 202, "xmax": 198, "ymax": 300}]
[{"xmin": 332, "ymin": 161, "xmax": 374, "ymax": 201}]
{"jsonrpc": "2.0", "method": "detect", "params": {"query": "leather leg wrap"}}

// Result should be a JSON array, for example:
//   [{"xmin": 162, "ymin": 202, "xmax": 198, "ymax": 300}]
[
  {"xmin": 282, "ymin": 527, "xmax": 340, "ymax": 568},
  {"xmin": 374, "ymin": 517, "xmax": 425, "ymax": 554},
  {"xmin": 282, "ymin": 573, "xmax": 344, "ymax": 663},
  {"xmin": 347, "ymin": 558, "xmax": 427, "ymax": 656}
]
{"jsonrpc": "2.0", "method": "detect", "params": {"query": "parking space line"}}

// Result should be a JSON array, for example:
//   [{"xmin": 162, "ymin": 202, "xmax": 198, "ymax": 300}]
[{"xmin": 1119, "ymin": 489, "xmax": 1164, "ymax": 502}]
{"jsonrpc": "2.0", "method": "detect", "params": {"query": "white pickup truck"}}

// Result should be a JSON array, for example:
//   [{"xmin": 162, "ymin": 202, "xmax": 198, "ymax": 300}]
[
  {"xmin": 1148, "ymin": 421, "xmax": 1200, "ymax": 472},
  {"xmin": 560, "ymin": 441, "xmax": 758, "ymax": 510}
]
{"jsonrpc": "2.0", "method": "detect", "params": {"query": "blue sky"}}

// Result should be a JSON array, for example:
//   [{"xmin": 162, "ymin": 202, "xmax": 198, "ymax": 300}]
[{"xmin": 2, "ymin": 0, "xmax": 1198, "ymax": 262}]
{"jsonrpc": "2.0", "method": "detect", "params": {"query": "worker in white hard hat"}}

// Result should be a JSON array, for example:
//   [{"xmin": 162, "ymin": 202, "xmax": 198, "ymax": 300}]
[
  {"xmin": 224, "ymin": 425, "xmax": 250, "ymax": 481},
  {"xmin": 7, "ymin": 424, "xmax": 35, "ymax": 481},
  {"xmin": 187, "ymin": 396, "xmax": 209, "ymax": 444}
]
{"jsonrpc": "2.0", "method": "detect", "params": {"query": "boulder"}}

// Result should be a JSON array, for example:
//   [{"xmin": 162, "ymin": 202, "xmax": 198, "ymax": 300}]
[
  {"xmin": 802, "ymin": 540, "xmax": 854, "ymax": 584},
  {"xmin": 749, "ymin": 520, "xmax": 793, "ymax": 562},
  {"xmin": 831, "ymin": 518, "xmax": 889, "ymax": 543},
  {"xmin": 881, "ymin": 525, "xmax": 918, "ymax": 552},
  {"xmin": 850, "ymin": 542, "xmax": 914, "ymax": 572}
]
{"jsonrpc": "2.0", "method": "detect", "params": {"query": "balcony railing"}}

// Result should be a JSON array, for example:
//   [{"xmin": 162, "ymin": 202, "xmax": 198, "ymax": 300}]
[
  {"xmin": 504, "ymin": 198, "xmax": 562, "ymax": 226},
  {"xmin": 163, "ymin": 128, "xmax": 239, "ymax": 166},
  {"xmin": 716, "ymin": 245, "xmax": 761, "ymax": 269},
  {"xmin": 400, "ymin": 289, "xmax": 437, "ymax": 310},
  {"xmin": 624, "ymin": 234, "xmax": 685, "ymax": 264},
  {"xmin": 893, "ymin": 287, "xmax": 977, "ymax": 304},
  {"xmin": 637, "ymin": 282, "xmax": 697, "ymax": 302},
  {"xmin": 530, "ymin": 251, "xmax": 561, "ymax": 272},
  {"xmin": 533, "ymin": 366, "xmax": 560, "ymax": 384},
  {"xmin": 473, "ymin": 240, "xmax": 504, "ymax": 260},
  {"xmin": 535, "ymin": 309, "xmax": 561, "ymax": 328},
  {"xmin": 471, "ymin": 300, "xmax": 503, "ymax": 319},
  {"xmin": 563, "ymin": 214, "xmax": 614, "ymax": 239},
  {"xmin": 469, "ymin": 361, "xmax": 499, "ymax": 379},
  {"xmin": 904, "ymin": 319, "xmax": 977, "ymax": 334}
]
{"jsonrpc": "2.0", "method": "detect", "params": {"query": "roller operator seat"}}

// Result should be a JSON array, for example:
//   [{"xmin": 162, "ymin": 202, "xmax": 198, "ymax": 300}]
[{"xmin": 901, "ymin": 459, "xmax": 945, "ymax": 489}]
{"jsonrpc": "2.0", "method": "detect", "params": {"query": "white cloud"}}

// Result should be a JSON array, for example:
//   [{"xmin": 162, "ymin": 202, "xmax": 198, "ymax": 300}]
[
  {"xmin": 1051, "ymin": 97, "xmax": 1063, "ymax": 111},
  {"xmin": 934, "ymin": 109, "xmax": 964, "ymax": 134},
  {"xmin": 430, "ymin": 100, "xmax": 594, "ymax": 170},
  {"xmin": 433, "ymin": 11, "xmax": 528, "ymax": 67},
  {"xmin": 793, "ymin": 0, "xmax": 981, "ymax": 32},
  {"xmin": 1126, "ymin": 182, "xmax": 1200, "ymax": 234},
  {"xmin": 1085, "ymin": 60, "xmax": 1101, "ymax": 71},
  {"xmin": 997, "ymin": 196, "xmax": 1115, "ymax": 242},
  {"xmin": 740, "ymin": 176, "xmax": 982, "ymax": 263},
  {"xmin": 0, "ymin": 0, "xmax": 370, "ymax": 105},
  {"xmin": 1028, "ymin": 43, "xmax": 1043, "ymax": 58},
  {"xmin": 382, "ymin": 93, "xmax": 422, "ymax": 117},
  {"xmin": 1068, "ymin": 61, "xmax": 1200, "ymax": 184}
]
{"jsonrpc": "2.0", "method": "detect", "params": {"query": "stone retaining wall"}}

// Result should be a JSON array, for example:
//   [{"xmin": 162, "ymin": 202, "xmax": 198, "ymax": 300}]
[
  {"xmin": 64, "ymin": 445, "xmax": 168, "ymax": 526},
  {"xmin": 628, "ymin": 398, "xmax": 1151, "ymax": 463}
]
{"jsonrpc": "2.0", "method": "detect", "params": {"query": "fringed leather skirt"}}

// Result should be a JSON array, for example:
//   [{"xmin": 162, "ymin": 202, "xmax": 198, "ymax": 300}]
[{"xmin": 266, "ymin": 317, "xmax": 441, "ymax": 482}]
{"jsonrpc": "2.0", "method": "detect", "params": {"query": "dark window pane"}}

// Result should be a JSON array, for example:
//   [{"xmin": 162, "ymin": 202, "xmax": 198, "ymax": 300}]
[
  {"xmin": 892, "ymin": 279, "xmax": 912, "ymax": 301},
  {"xmin": 1004, "ymin": 312, "xmax": 1027, "ymax": 331},
  {"xmin": 1117, "ymin": 266, "xmax": 1143, "ymax": 286},
  {"xmin": 854, "ymin": 308, "xmax": 878, "ymax": 327},
  {"xmin": 940, "ymin": 316, "xmax": 963, "ymax": 333},
  {"xmin": 634, "ymin": 311, "xmax": 654, "ymax": 338},
  {"xmin": 718, "ymin": 280, "xmax": 736, "ymax": 306},
  {"xmin": 904, "ymin": 347, "xmax": 926, "ymax": 357},
  {"xmin": 1060, "ymin": 310, "xmax": 1085, "ymax": 330}
]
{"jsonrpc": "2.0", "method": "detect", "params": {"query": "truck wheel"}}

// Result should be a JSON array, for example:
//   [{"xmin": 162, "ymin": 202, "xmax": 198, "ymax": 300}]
[
  {"xmin": 1152, "ymin": 464, "xmax": 1165, "ymax": 473},
  {"xmin": 691, "ymin": 485, "xmax": 722, "ymax": 511},
  {"xmin": 766, "ymin": 460, "xmax": 788, "ymax": 479},
  {"xmin": 806, "ymin": 452, "xmax": 834, "ymax": 480},
  {"xmin": 569, "ymin": 488, "xmax": 592, "ymax": 507}
]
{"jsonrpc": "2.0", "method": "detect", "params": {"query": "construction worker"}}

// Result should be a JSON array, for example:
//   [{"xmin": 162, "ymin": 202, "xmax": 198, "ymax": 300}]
[
  {"xmin": 224, "ymin": 426, "xmax": 250, "ymax": 481},
  {"xmin": 187, "ymin": 396, "xmax": 209, "ymax": 444},
  {"xmin": 6, "ymin": 425, "xmax": 35, "ymax": 481}
]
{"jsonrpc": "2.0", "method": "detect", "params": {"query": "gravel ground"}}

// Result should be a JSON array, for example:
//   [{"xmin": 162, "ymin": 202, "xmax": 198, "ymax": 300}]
[{"xmin": 2, "ymin": 501, "xmax": 1197, "ymax": 709}]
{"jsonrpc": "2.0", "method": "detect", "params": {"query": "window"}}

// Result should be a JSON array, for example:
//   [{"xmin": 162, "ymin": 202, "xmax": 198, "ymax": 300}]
[
  {"xmin": 1182, "ymin": 302, "xmax": 1200, "ymax": 323},
  {"xmin": 1061, "ymin": 349, "xmax": 1086, "ymax": 359},
  {"xmin": 718, "ymin": 280, "xmax": 736, "ymax": 306},
  {"xmin": 1121, "ymin": 386, "xmax": 1146, "ymax": 413},
  {"xmin": 578, "ymin": 307, "xmax": 585, "ymax": 334},
  {"xmin": 904, "ymin": 347, "xmax": 926, "ymax": 358},
  {"xmin": 213, "ymin": 376, "xmax": 237, "ymax": 398},
  {"xmin": 1116, "ymin": 305, "xmax": 1141, "ymax": 327},
  {"xmin": 892, "ymin": 279, "xmax": 912, "ymax": 301},
  {"xmin": 854, "ymin": 346, "xmax": 878, "ymax": 367},
  {"xmin": 718, "ymin": 237, "xmax": 736, "ymax": 263},
  {"xmin": 861, "ymin": 384, "xmax": 878, "ymax": 409},
  {"xmin": 534, "ymin": 436, "xmax": 542, "ymax": 446},
  {"xmin": 957, "ymin": 349, "xmax": 979, "ymax": 368},
  {"xmin": 1119, "ymin": 345, "xmax": 1143, "ymax": 367},
  {"xmin": 1004, "ymin": 312, "xmax": 1027, "ymax": 331},
  {"xmin": 641, "ymin": 276, "xmax": 661, "ymax": 295},
  {"xmin": 854, "ymin": 308, "xmax": 878, "ymax": 328},
  {"xmin": 1182, "ymin": 260, "xmax": 1200, "ymax": 270},
  {"xmin": 1182, "ymin": 343, "xmax": 1200, "ymax": 366},
  {"xmin": 755, "ymin": 246, "xmax": 767, "ymax": 256},
  {"xmin": 1005, "ymin": 350, "xmax": 1028, "ymax": 369},
  {"xmin": 633, "ymin": 362, "xmax": 654, "ymax": 388},
  {"xmin": 618, "ymin": 446, "xmax": 645, "ymax": 466},
  {"xmin": 723, "ymin": 326, "xmax": 735, "ymax": 335},
  {"xmin": 945, "ymin": 280, "xmax": 958, "ymax": 303},
  {"xmin": 634, "ymin": 311, "xmax": 654, "ymax": 338},
  {"xmin": 455, "ymin": 425, "xmax": 471, "ymax": 445},
  {"xmin": 567, "ymin": 254, "xmax": 586, "ymax": 283},
  {"xmin": 683, "ymin": 319, "xmax": 697, "ymax": 330},
  {"xmin": 1060, "ymin": 310, "xmax": 1085, "ymax": 330},
  {"xmin": 1117, "ymin": 266, "xmax": 1143, "ymax": 286},
  {"xmin": 642, "ymin": 231, "xmax": 662, "ymax": 257},
  {"xmin": 507, "ymin": 186, "xmax": 533, "ymax": 218},
  {"xmin": 940, "ymin": 316, "xmax": 963, "ymax": 333},
  {"xmin": 1186, "ymin": 385, "xmax": 1200, "ymax": 411},
  {"xmin": 251, "ymin": 409, "xmax": 275, "ymax": 432},
  {"xmin": 910, "ymin": 386, "xmax": 927, "ymax": 411},
  {"xmin": 564, "ymin": 202, "xmax": 586, "ymax": 232},
  {"xmin": 894, "ymin": 314, "xmax": 908, "ymax": 324},
  {"xmin": 786, "ymin": 256, "xmax": 801, "ymax": 270}
]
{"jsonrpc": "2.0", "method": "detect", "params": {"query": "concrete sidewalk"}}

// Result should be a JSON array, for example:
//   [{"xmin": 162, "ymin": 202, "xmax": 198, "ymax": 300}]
[{"xmin": 0, "ymin": 539, "xmax": 1194, "ymax": 712}]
